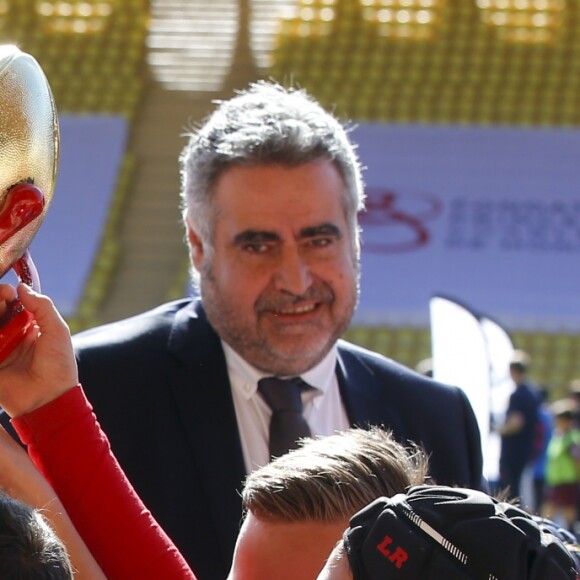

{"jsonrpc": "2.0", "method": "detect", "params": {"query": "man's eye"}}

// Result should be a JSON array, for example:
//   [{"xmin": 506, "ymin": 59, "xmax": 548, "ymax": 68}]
[
  {"xmin": 243, "ymin": 243, "xmax": 269, "ymax": 254},
  {"xmin": 310, "ymin": 237, "xmax": 333, "ymax": 248}
]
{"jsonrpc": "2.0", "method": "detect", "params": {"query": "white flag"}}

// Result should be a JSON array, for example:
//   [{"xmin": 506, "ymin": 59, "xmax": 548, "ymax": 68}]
[{"xmin": 430, "ymin": 295, "xmax": 514, "ymax": 482}]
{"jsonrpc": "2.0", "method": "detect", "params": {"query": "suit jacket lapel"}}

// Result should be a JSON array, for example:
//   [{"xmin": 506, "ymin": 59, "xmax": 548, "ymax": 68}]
[
  {"xmin": 336, "ymin": 342, "xmax": 405, "ymax": 437},
  {"xmin": 166, "ymin": 300, "xmax": 246, "ymax": 561}
]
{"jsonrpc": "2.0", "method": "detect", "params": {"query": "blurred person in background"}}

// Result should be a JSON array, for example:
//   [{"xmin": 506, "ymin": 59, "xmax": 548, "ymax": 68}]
[
  {"xmin": 532, "ymin": 386, "xmax": 555, "ymax": 513},
  {"xmin": 566, "ymin": 378, "xmax": 580, "ymax": 427},
  {"xmin": 542, "ymin": 398, "xmax": 580, "ymax": 534},
  {"xmin": 414, "ymin": 357, "xmax": 433, "ymax": 378},
  {"xmin": 498, "ymin": 350, "xmax": 540, "ymax": 501}
]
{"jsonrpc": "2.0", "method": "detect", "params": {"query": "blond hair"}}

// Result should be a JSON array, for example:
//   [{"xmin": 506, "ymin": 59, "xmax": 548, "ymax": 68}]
[{"xmin": 242, "ymin": 426, "xmax": 429, "ymax": 523}]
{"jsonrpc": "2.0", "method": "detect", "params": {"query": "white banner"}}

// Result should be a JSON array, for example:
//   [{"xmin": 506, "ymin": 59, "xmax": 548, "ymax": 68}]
[
  {"xmin": 430, "ymin": 295, "xmax": 515, "ymax": 482},
  {"xmin": 353, "ymin": 124, "xmax": 580, "ymax": 331}
]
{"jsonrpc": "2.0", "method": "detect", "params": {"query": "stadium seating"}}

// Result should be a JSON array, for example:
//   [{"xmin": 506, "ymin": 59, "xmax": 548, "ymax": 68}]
[{"xmin": 3, "ymin": 0, "xmax": 580, "ymax": 395}]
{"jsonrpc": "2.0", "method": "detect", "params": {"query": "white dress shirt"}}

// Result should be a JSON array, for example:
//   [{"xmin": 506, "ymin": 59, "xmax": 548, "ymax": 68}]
[{"xmin": 222, "ymin": 341, "xmax": 350, "ymax": 474}]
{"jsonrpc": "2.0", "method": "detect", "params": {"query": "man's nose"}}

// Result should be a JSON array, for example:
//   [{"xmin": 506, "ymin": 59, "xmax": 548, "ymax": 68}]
[{"xmin": 273, "ymin": 247, "xmax": 313, "ymax": 295}]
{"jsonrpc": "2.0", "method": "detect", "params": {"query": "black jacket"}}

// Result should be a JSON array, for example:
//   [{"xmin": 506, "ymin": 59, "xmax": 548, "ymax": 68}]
[{"xmin": 66, "ymin": 299, "xmax": 483, "ymax": 580}]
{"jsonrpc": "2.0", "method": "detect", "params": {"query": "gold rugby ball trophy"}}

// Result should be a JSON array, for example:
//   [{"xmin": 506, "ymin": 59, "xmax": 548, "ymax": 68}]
[{"xmin": 0, "ymin": 44, "xmax": 59, "ymax": 361}]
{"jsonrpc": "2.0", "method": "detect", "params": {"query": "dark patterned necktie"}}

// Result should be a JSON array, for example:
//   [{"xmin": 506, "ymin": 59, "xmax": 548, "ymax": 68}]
[{"xmin": 257, "ymin": 376, "xmax": 312, "ymax": 458}]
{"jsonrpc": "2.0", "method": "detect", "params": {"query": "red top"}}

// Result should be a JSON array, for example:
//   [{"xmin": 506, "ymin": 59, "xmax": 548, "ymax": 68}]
[{"xmin": 12, "ymin": 386, "xmax": 197, "ymax": 580}]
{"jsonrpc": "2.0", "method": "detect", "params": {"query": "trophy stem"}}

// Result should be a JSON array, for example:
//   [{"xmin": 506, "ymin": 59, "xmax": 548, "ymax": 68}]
[
  {"xmin": 13, "ymin": 250, "xmax": 41, "ymax": 292},
  {"xmin": 0, "ymin": 251, "xmax": 40, "ymax": 362}
]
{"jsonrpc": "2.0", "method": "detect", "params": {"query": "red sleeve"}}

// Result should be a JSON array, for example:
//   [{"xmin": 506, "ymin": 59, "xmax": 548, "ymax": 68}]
[{"xmin": 12, "ymin": 386, "xmax": 196, "ymax": 580}]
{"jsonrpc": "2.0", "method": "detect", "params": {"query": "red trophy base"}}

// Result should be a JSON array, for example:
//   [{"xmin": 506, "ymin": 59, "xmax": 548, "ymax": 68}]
[{"xmin": 0, "ymin": 183, "xmax": 45, "ymax": 363}]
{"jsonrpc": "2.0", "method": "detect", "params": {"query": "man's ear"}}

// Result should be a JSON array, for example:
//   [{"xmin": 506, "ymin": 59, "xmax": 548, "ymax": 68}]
[{"xmin": 186, "ymin": 221, "xmax": 204, "ymax": 271}]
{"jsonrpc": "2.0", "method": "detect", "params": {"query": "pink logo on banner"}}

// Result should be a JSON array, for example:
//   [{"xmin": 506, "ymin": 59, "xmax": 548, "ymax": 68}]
[{"xmin": 360, "ymin": 187, "xmax": 443, "ymax": 253}]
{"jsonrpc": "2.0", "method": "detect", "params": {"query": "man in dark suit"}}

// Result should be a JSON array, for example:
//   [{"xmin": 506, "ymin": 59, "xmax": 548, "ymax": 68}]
[{"xmin": 72, "ymin": 81, "xmax": 484, "ymax": 580}]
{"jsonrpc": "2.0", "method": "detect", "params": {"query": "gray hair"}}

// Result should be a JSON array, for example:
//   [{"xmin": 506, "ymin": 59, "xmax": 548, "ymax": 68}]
[
  {"xmin": 179, "ymin": 81, "xmax": 365, "ymax": 277},
  {"xmin": 242, "ymin": 426, "xmax": 429, "ymax": 523}
]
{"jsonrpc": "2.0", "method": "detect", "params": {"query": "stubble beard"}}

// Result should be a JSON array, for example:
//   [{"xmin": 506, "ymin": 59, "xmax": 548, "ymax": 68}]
[{"xmin": 199, "ymin": 263, "xmax": 359, "ymax": 376}]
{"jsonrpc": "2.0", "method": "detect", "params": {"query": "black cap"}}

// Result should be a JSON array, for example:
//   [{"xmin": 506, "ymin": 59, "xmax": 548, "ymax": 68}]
[{"xmin": 344, "ymin": 485, "xmax": 579, "ymax": 580}]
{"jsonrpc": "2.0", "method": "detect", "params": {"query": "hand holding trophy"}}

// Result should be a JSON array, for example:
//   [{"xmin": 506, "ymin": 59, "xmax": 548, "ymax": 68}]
[{"xmin": 0, "ymin": 45, "xmax": 59, "ymax": 361}]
